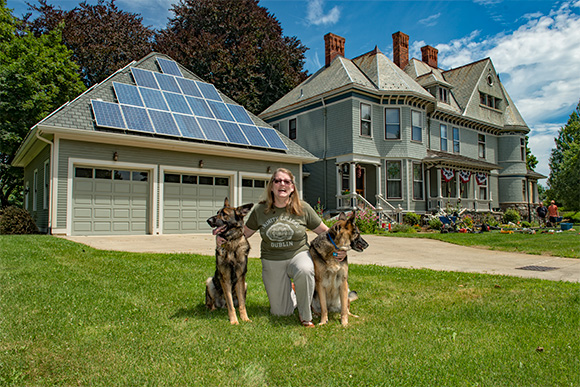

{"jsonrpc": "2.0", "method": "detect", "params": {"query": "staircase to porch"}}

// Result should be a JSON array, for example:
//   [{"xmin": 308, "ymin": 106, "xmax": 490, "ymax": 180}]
[{"xmin": 337, "ymin": 193, "xmax": 401, "ymax": 224}]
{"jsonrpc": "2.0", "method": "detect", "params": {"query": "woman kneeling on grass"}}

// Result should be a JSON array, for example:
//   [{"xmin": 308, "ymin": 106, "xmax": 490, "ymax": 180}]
[{"xmin": 220, "ymin": 168, "xmax": 345, "ymax": 327}]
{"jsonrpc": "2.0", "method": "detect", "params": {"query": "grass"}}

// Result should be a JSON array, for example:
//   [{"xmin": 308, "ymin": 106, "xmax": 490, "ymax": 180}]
[
  {"xmin": 390, "ymin": 230, "xmax": 580, "ymax": 259},
  {"xmin": 1, "ymin": 235, "xmax": 579, "ymax": 386}
]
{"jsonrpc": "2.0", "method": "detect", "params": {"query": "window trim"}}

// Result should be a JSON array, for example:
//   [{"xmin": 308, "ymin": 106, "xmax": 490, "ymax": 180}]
[
  {"xmin": 440, "ymin": 124, "xmax": 448, "ymax": 152},
  {"xmin": 384, "ymin": 107, "xmax": 401, "ymax": 140},
  {"xmin": 386, "ymin": 160, "xmax": 402, "ymax": 199},
  {"xmin": 478, "ymin": 133, "xmax": 486, "ymax": 159},
  {"xmin": 43, "ymin": 160, "xmax": 50, "ymax": 210},
  {"xmin": 411, "ymin": 110, "xmax": 422, "ymax": 143},
  {"xmin": 520, "ymin": 137, "xmax": 526, "ymax": 162},
  {"xmin": 452, "ymin": 127, "xmax": 460, "ymax": 153},
  {"xmin": 33, "ymin": 169, "xmax": 38, "ymax": 212},
  {"xmin": 288, "ymin": 118, "xmax": 297, "ymax": 140},
  {"xmin": 359, "ymin": 102, "xmax": 372, "ymax": 137},
  {"xmin": 412, "ymin": 162, "xmax": 424, "ymax": 201}
]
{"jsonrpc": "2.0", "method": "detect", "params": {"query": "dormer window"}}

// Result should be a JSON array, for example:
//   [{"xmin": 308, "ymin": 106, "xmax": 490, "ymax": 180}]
[
  {"xmin": 479, "ymin": 92, "xmax": 501, "ymax": 110},
  {"xmin": 438, "ymin": 87, "xmax": 449, "ymax": 103}
]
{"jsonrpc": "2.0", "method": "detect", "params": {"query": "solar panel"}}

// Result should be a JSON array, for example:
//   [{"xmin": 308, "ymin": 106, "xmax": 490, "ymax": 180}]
[
  {"xmin": 173, "ymin": 113, "xmax": 205, "ymax": 140},
  {"xmin": 227, "ymin": 104, "xmax": 254, "ymax": 125},
  {"xmin": 121, "ymin": 105, "xmax": 154, "ymax": 133},
  {"xmin": 113, "ymin": 82, "xmax": 144, "ymax": 107},
  {"xmin": 148, "ymin": 109, "xmax": 181, "ymax": 137},
  {"xmin": 207, "ymin": 100, "xmax": 235, "ymax": 122},
  {"xmin": 140, "ymin": 87, "xmax": 169, "ymax": 111},
  {"xmin": 91, "ymin": 100, "xmax": 126, "ymax": 129},
  {"xmin": 185, "ymin": 96, "xmax": 214, "ymax": 118},
  {"xmin": 164, "ymin": 92, "xmax": 192, "ymax": 115},
  {"xmin": 219, "ymin": 121, "xmax": 249, "ymax": 145},
  {"xmin": 131, "ymin": 68, "xmax": 158, "ymax": 89},
  {"xmin": 176, "ymin": 77, "xmax": 202, "ymax": 98},
  {"xmin": 197, "ymin": 117, "xmax": 228, "ymax": 143},
  {"xmin": 196, "ymin": 81, "xmax": 222, "ymax": 101},
  {"xmin": 154, "ymin": 72, "xmax": 181, "ymax": 93},
  {"xmin": 258, "ymin": 127, "xmax": 288, "ymax": 150},
  {"xmin": 157, "ymin": 58, "xmax": 183, "ymax": 77},
  {"xmin": 239, "ymin": 124, "xmax": 270, "ymax": 148}
]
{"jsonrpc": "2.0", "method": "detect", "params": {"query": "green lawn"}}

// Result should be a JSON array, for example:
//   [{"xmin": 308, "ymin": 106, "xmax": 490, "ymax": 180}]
[
  {"xmin": 393, "ymin": 230, "xmax": 580, "ymax": 258},
  {"xmin": 1, "ymin": 235, "xmax": 579, "ymax": 386}
]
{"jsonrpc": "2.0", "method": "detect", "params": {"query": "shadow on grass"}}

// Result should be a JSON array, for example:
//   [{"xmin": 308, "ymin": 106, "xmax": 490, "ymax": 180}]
[{"xmin": 170, "ymin": 303, "xmax": 303, "ymax": 326}]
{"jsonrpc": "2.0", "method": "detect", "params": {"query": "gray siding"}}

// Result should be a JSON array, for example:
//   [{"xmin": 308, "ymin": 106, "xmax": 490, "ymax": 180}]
[{"xmin": 23, "ymin": 146, "xmax": 50, "ymax": 232}]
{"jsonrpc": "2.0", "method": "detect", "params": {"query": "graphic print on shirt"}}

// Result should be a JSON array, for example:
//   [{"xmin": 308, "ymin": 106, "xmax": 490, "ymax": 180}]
[{"xmin": 263, "ymin": 214, "xmax": 302, "ymax": 248}]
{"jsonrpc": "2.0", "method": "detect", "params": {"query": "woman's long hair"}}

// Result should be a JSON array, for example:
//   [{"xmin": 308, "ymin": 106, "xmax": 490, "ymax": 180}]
[{"xmin": 262, "ymin": 168, "xmax": 303, "ymax": 216}]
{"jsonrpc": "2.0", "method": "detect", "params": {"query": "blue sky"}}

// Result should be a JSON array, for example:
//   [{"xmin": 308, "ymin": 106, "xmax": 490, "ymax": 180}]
[{"xmin": 7, "ymin": 0, "xmax": 580, "ymax": 181}]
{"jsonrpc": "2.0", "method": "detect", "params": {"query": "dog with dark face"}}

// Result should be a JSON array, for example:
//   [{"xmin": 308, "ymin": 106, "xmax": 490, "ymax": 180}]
[
  {"xmin": 206, "ymin": 198, "xmax": 254, "ymax": 325},
  {"xmin": 309, "ymin": 212, "xmax": 369, "ymax": 326}
]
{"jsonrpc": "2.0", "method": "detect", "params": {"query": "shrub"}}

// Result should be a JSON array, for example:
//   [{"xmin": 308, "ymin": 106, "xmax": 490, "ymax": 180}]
[
  {"xmin": 0, "ymin": 206, "xmax": 39, "ymax": 235},
  {"xmin": 390, "ymin": 223, "xmax": 416, "ymax": 233},
  {"xmin": 483, "ymin": 213, "xmax": 500, "ymax": 227},
  {"xmin": 355, "ymin": 208, "xmax": 381, "ymax": 234},
  {"xmin": 403, "ymin": 212, "xmax": 421, "ymax": 226},
  {"xmin": 459, "ymin": 215, "xmax": 474, "ymax": 229},
  {"xmin": 503, "ymin": 209, "xmax": 521, "ymax": 224},
  {"xmin": 428, "ymin": 218, "xmax": 442, "ymax": 230}
]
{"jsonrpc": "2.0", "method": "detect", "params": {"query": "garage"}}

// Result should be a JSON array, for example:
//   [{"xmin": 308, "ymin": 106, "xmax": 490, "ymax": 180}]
[
  {"xmin": 162, "ymin": 172, "xmax": 230, "ymax": 233},
  {"xmin": 241, "ymin": 177, "xmax": 269, "ymax": 205},
  {"xmin": 71, "ymin": 166, "xmax": 150, "ymax": 235}
]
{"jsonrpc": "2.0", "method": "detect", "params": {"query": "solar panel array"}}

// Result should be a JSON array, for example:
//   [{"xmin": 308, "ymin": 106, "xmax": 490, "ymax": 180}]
[{"xmin": 91, "ymin": 57, "xmax": 287, "ymax": 151}]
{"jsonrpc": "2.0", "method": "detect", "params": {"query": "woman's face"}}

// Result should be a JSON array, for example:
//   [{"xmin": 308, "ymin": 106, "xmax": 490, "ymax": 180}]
[{"xmin": 271, "ymin": 171, "xmax": 295, "ymax": 203}]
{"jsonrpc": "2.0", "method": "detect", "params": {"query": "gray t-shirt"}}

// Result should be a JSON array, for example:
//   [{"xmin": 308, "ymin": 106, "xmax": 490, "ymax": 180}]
[{"xmin": 245, "ymin": 201, "xmax": 321, "ymax": 261}]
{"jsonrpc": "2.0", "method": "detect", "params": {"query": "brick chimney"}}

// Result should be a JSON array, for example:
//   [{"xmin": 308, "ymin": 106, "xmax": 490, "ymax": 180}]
[
  {"xmin": 421, "ymin": 45, "xmax": 438, "ymax": 68},
  {"xmin": 324, "ymin": 33, "xmax": 345, "ymax": 67},
  {"xmin": 392, "ymin": 31, "xmax": 409, "ymax": 69}
]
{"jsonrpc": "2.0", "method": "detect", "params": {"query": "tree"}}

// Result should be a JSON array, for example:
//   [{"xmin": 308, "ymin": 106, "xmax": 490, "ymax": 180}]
[
  {"xmin": 547, "ymin": 101, "xmax": 580, "ymax": 210},
  {"xmin": 24, "ymin": 0, "xmax": 154, "ymax": 87},
  {"xmin": 155, "ymin": 0, "xmax": 308, "ymax": 114},
  {"xmin": 0, "ymin": 0, "xmax": 85, "ymax": 208},
  {"xmin": 525, "ymin": 135, "xmax": 538, "ymax": 171}
]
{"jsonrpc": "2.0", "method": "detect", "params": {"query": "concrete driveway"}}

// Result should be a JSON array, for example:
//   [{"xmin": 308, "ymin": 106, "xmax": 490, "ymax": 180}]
[{"xmin": 63, "ymin": 232, "xmax": 580, "ymax": 283}]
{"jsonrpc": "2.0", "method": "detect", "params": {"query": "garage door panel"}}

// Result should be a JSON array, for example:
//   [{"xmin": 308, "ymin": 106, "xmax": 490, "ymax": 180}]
[
  {"xmin": 182, "ymin": 197, "xmax": 197, "ymax": 207},
  {"xmin": 165, "ymin": 185, "xmax": 181, "ymax": 195},
  {"xmin": 113, "ymin": 222, "xmax": 130, "ymax": 232},
  {"xmin": 113, "ymin": 196, "xmax": 130, "ymax": 206},
  {"xmin": 95, "ymin": 181, "xmax": 113, "ymax": 193},
  {"xmin": 73, "ymin": 222, "xmax": 92, "ymax": 232},
  {"xmin": 94, "ymin": 208, "xmax": 112, "ymax": 218},
  {"xmin": 181, "ymin": 222, "xmax": 197, "ymax": 231},
  {"xmin": 74, "ymin": 208, "xmax": 92, "ymax": 218},
  {"xmin": 75, "ymin": 181, "xmax": 94, "ymax": 192},
  {"xmin": 113, "ymin": 209, "xmax": 130, "ymax": 218},
  {"xmin": 93, "ymin": 222, "xmax": 111, "ymax": 232},
  {"xmin": 164, "ymin": 209, "xmax": 180, "ymax": 218},
  {"xmin": 131, "ymin": 222, "xmax": 146, "ymax": 231},
  {"xmin": 198, "ymin": 187, "xmax": 215, "ymax": 196},
  {"xmin": 182, "ymin": 210, "xmax": 197, "ymax": 218},
  {"xmin": 74, "ymin": 194, "xmax": 93, "ymax": 205},
  {"xmin": 132, "ymin": 209, "xmax": 146, "ymax": 218},
  {"xmin": 94, "ymin": 195, "xmax": 112, "ymax": 205}
]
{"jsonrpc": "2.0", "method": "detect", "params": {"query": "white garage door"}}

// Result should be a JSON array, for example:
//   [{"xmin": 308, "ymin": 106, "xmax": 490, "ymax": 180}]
[
  {"xmin": 72, "ymin": 167, "xmax": 149, "ymax": 235},
  {"xmin": 163, "ymin": 173, "xmax": 230, "ymax": 234},
  {"xmin": 241, "ymin": 177, "xmax": 268, "ymax": 205}
]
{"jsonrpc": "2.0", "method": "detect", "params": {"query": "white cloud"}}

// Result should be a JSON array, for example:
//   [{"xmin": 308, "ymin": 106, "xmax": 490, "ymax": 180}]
[
  {"xmin": 419, "ymin": 13, "xmax": 441, "ymax": 27},
  {"xmin": 306, "ymin": 0, "xmax": 341, "ymax": 26},
  {"xmin": 437, "ymin": 1, "xmax": 580, "ymax": 178}
]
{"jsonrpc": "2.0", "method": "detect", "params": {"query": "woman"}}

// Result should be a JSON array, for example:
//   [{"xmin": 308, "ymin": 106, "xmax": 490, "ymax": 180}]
[{"xmin": 242, "ymin": 168, "xmax": 345, "ymax": 327}]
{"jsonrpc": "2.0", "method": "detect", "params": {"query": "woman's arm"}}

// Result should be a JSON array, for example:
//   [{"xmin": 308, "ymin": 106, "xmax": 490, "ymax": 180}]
[{"xmin": 244, "ymin": 225, "xmax": 256, "ymax": 239}]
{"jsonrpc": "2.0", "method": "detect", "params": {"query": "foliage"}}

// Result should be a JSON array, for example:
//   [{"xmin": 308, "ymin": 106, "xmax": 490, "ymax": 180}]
[
  {"xmin": 428, "ymin": 217, "xmax": 442, "ymax": 230},
  {"xmin": 2, "ymin": 236, "xmax": 578, "ymax": 386},
  {"xmin": 314, "ymin": 198, "xmax": 324, "ymax": 218},
  {"xmin": 24, "ymin": 0, "xmax": 154, "ymax": 88},
  {"xmin": 502, "ymin": 209, "xmax": 521, "ymax": 224},
  {"xmin": 483, "ymin": 213, "xmax": 500, "ymax": 227},
  {"xmin": 458, "ymin": 215, "xmax": 474, "ymax": 229},
  {"xmin": 0, "ymin": 205, "xmax": 38, "ymax": 234},
  {"xmin": 0, "ymin": 2, "xmax": 85, "ymax": 207},
  {"xmin": 389, "ymin": 223, "xmax": 416, "ymax": 233},
  {"xmin": 547, "ymin": 100, "xmax": 580, "ymax": 211},
  {"xmin": 525, "ymin": 135, "xmax": 538, "ymax": 171},
  {"xmin": 403, "ymin": 212, "xmax": 421, "ymax": 226},
  {"xmin": 561, "ymin": 210, "xmax": 580, "ymax": 224},
  {"xmin": 155, "ymin": 0, "xmax": 308, "ymax": 114},
  {"xmin": 354, "ymin": 208, "xmax": 382, "ymax": 234}
]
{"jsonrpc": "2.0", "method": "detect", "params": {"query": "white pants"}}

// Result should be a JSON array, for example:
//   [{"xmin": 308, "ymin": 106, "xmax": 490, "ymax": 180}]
[{"xmin": 261, "ymin": 250, "xmax": 315, "ymax": 322}]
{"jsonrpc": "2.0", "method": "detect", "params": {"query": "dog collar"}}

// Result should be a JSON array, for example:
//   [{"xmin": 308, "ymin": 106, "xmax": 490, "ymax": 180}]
[{"xmin": 327, "ymin": 233, "xmax": 339, "ymax": 257}]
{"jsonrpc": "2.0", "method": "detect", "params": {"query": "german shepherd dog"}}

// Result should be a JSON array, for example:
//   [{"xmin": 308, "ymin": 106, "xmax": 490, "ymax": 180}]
[
  {"xmin": 309, "ymin": 212, "xmax": 369, "ymax": 326},
  {"xmin": 206, "ymin": 198, "xmax": 254, "ymax": 325}
]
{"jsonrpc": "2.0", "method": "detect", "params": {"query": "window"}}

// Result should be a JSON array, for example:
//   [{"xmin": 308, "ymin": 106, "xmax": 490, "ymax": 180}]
[
  {"xmin": 440, "ymin": 124, "xmax": 448, "ymax": 152},
  {"xmin": 75, "ymin": 167, "xmax": 93, "ymax": 178},
  {"xmin": 33, "ymin": 169, "xmax": 38, "ymax": 212},
  {"xmin": 479, "ymin": 182, "xmax": 487, "ymax": 200},
  {"xmin": 442, "ymin": 174, "xmax": 457, "ymax": 198},
  {"xmin": 43, "ymin": 160, "xmax": 49, "ymax": 210},
  {"xmin": 114, "ymin": 170, "xmax": 131, "ymax": 180},
  {"xmin": 289, "ymin": 118, "xmax": 296, "ymax": 140},
  {"xmin": 385, "ymin": 108, "xmax": 400, "ymax": 139},
  {"xmin": 478, "ymin": 134, "xmax": 486, "ymax": 159},
  {"xmin": 341, "ymin": 164, "xmax": 350, "ymax": 193},
  {"xmin": 520, "ymin": 138, "xmax": 526, "ymax": 162},
  {"xmin": 438, "ymin": 87, "xmax": 448, "ymax": 103},
  {"xmin": 273, "ymin": 123, "xmax": 280, "ymax": 132},
  {"xmin": 522, "ymin": 180, "xmax": 527, "ymax": 201},
  {"xmin": 360, "ymin": 103, "xmax": 371, "ymax": 137},
  {"xmin": 132, "ymin": 171, "xmax": 148, "ymax": 182},
  {"xmin": 460, "ymin": 180, "xmax": 470, "ymax": 199},
  {"xmin": 24, "ymin": 181, "xmax": 29, "ymax": 210},
  {"xmin": 411, "ymin": 110, "xmax": 422, "ymax": 142},
  {"xmin": 413, "ymin": 163, "xmax": 423, "ymax": 200},
  {"xmin": 95, "ymin": 169, "xmax": 112, "ymax": 179},
  {"xmin": 164, "ymin": 173, "xmax": 180, "ymax": 183},
  {"xmin": 452, "ymin": 127, "xmax": 460, "ymax": 153},
  {"xmin": 479, "ymin": 92, "xmax": 501, "ymax": 110},
  {"xmin": 386, "ymin": 161, "xmax": 402, "ymax": 199}
]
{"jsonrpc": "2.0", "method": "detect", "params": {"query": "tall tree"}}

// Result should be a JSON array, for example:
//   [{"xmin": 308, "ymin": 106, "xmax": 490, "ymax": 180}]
[
  {"xmin": 155, "ymin": 0, "xmax": 308, "ymax": 114},
  {"xmin": 547, "ymin": 101, "xmax": 580, "ymax": 210},
  {"xmin": 0, "ymin": 0, "xmax": 85, "ymax": 208},
  {"xmin": 24, "ymin": 0, "xmax": 154, "ymax": 87},
  {"xmin": 525, "ymin": 135, "xmax": 538, "ymax": 171}
]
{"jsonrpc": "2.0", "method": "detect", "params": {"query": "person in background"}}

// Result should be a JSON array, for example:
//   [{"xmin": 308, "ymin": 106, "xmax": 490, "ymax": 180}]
[
  {"xmin": 535, "ymin": 202, "xmax": 547, "ymax": 227},
  {"xmin": 547, "ymin": 200, "xmax": 559, "ymax": 226}
]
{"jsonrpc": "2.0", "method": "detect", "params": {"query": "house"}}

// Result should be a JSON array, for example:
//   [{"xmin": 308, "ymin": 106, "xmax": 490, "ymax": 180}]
[
  {"xmin": 12, "ymin": 52, "xmax": 317, "ymax": 236},
  {"xmin": 259, "ymin": 32, "xmax": 545, "ymax": 220}
]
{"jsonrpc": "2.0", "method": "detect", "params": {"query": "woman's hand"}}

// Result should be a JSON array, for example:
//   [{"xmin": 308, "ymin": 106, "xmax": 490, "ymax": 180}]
[
  {"xmin": 335, "ymin": 250, "xmax": 347, "ymax": 261},
  {"xmin": 216, "ymin": 235, "xmax": 225, "ymax": 246}
]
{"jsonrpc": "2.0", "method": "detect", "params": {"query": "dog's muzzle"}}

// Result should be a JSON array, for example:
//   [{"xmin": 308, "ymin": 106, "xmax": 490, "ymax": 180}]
[{"xmin": 351, "ymin": 236, "xmax": 369, "ymax": 252}]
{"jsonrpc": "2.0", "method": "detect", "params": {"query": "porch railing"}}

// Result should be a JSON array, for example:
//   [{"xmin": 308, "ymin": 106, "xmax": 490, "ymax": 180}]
[
  {"xmin": 428, "ymin": 198, "xmax": 492, "ymax": 212},
  {"xmin": 337, "ymin": 193, "xmax": 398, "ymax": 223}
]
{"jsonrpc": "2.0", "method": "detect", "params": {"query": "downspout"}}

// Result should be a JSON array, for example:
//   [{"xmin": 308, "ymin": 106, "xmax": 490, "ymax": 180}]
[
  {"xmin": 322, "ymin": 96, "xmax": 327, "ymax": 210},
  {"xmin": 35, "ymin": 129, "xmax": 54, "ymax": 234}
]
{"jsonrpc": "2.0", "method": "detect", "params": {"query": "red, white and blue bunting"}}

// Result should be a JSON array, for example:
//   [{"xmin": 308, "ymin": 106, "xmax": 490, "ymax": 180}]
[
  {"xmin": 459, "ymin": 170, "xmax": 471, "ymax": 183},
  {"xmin": 441, "ymin": 168, "xmax": 455, "ymax": 182},
  {"xmin": 475, "ymin": 172, "xmax": 488, "ymax": 185}
]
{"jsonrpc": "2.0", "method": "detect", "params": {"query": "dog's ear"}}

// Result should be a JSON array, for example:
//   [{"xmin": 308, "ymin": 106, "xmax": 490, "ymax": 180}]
[
  {"xmin": 237, "ymin": 203, "xmax": 254, "ymax": 217},
  {"xmin": 338, "ymin": 212, "xmax": 347, "ymax": 221},
  {"xmin": 347, "ymin": 211, "xmax": 357, "ymax": 224},
  {"xmin": 224, "ymin": 197, "xmax": 230, "ymax": 207}
]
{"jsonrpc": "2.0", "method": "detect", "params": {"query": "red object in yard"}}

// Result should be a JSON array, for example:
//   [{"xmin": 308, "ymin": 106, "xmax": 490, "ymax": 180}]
[
  {"xmin": 459, "ymin": 228, "xmax": 467, "ymax": 233},
  {"xmin": 388, "ymin": 223, "xmax": 392, "ymax": 231}
]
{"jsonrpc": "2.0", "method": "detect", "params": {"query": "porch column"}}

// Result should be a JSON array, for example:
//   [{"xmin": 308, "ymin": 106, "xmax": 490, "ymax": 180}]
[
  {"xmin": 456, "ymin": 171, "xmax": 460, "ymax": 199},
  {"xmin": 336, "ymin": 164, "xmax": 342, "ymax": 209},
  {"xmin": 350, "ymin": 162, "xmax": 356, "ymax": 208},
  {"xmin": 376, "ymin": 162, "xmax": 382, "ymax": 198},
  {"xmin": 437, "ymin": 167, "xmax": 442, "ymax": 208}
]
